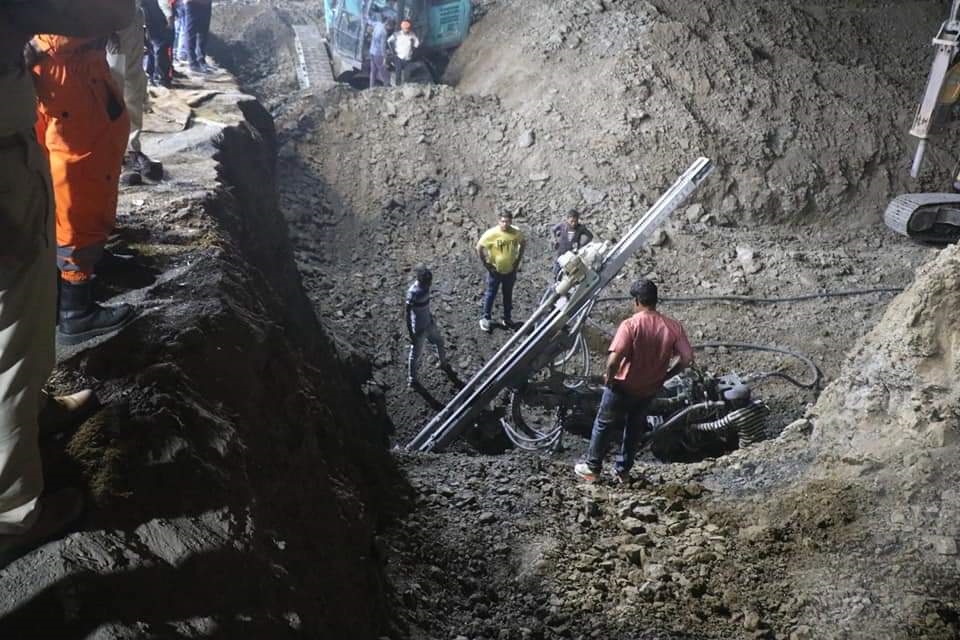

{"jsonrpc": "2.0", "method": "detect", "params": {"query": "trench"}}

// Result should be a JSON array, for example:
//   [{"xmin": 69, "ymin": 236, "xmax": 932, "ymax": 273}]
[{"xmin": 3, "ymin": 1, "xmax": 960, "ymax": 639}]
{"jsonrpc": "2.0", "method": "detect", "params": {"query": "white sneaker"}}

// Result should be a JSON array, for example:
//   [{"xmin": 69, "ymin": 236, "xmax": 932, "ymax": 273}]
[
  {"xmin": 479, "ymin": 318, "xmax": 492, "ymax": 332},
  {"xmin": 574, "ymin": 462, "xmax": 599, "ymax": 482}
]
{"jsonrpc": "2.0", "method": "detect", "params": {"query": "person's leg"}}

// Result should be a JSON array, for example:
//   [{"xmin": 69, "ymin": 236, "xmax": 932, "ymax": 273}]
[
  {"xmin": 615, "ymin": 396, "xmax": 651, "ymax": 474},
  {"xmin": 175, "ymin": 1, "xmax": 189, "ymax": 61},
  {"xmin": 584, "ymin": 386, "xmax": 625, "ymax": 472},
  {"xmin": 407, "ymin": 331, "xmax": 426, "ymax": 384},
  {"xmin": 481, "ymin": 271, "xmax": 500, "ymax": 321},
  {"xmin": 394, "ymin": 58, "xmax": 406, "ymax": 86},
  {"xmin": 427, "ymin": 323, "xmax": 448, "ymax": 367},
  {"xmin": 0, "ymin": 134, "xmax": 57, "ymax": 535},
  {"xmin": 184, "ymin": 1, "xmax": 200, "ymax": 68},
  {"xmin": 501, "ymin": 270, "xmax": 516, "ymax": 323},
  {"xmin": 194, "ymin": 1, "xmax": 211, "ymax": 65}
]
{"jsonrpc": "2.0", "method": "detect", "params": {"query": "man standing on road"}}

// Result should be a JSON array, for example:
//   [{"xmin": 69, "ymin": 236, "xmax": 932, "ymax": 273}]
[
  {"xmin": 574, "ymin": 279, "xmax": 693, "ymax": 483},
  {"xmin": 369, "ymin": 13, "xmax": 390, "ymax": 88},
  {"xmin": 476, "ymin": 210, "xmax": 525, "ymax": 332},
  {"xmin": 405, "ymin": 265, "xmax": 453, "ymax": 388},
  {"xmin": 387, "ymin": 18, "xmax": 419, "ymax": 86},
  {"xmin": 0, "ymin": 0, "xmax": 133, "ymax": 556},
  {"xmin": 551, "ymin": 208, "xmax": 593, "ymax": 275}
]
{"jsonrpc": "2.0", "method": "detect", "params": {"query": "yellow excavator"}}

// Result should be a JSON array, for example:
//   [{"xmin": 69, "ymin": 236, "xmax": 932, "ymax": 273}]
[{"xmin": 886, "ymin": 0, "xmax": 960, "ymax": 242}]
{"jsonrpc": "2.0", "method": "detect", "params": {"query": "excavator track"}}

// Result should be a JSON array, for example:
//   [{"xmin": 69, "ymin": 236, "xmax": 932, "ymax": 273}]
[{"xmin": 884, "ymin": 193, "xmax": 960, "ymax": 243}]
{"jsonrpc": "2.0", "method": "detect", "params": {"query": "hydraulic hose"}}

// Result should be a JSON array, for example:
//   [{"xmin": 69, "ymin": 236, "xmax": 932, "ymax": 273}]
[
  {"xmin": 597, "ymin": 286, "xmax": 903, "ymax": 306},
  {"xmin": 695, "ymin": 342, "xmax": 822, "ymax": 389}
]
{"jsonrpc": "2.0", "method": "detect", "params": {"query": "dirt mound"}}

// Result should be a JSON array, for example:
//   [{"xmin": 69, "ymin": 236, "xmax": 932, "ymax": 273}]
[{"xmin": 449, "ymin": 0, "xmax": 948, "ymax": 223}]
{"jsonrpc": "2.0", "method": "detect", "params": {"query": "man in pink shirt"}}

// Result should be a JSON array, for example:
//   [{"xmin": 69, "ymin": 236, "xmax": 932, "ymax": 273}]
[{"xmin": 574, "ymin": 279, "xmax": 694, "ymax": 482}]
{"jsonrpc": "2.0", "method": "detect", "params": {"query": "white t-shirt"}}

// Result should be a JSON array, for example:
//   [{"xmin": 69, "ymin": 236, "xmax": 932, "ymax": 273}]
[{"xmin": 388, "ymin": 31, "xmax": 420, "ymax": 61}]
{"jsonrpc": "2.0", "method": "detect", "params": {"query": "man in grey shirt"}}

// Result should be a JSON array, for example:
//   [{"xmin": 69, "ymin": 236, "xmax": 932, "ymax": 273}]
[{"xmin": 405, "ymin": 265, "xmax": 453, "ymax": 388}]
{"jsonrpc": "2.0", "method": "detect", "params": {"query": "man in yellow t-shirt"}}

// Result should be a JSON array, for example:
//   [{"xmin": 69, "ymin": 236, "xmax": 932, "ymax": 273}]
[{"xmin": 476, "ymin": 211, "xmax": 525, "ymax": 332}]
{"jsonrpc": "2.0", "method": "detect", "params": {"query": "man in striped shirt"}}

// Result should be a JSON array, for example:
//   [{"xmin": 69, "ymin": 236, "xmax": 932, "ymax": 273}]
[{"xmin": 405, "ymin": 265, "xmax": 453, "ymax": 388}]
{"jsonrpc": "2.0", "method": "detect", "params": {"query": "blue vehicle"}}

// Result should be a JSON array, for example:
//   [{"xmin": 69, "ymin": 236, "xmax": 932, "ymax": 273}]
[{"xmin": 322, "ymin": 0, "xmax": 471, "ymax": 83}]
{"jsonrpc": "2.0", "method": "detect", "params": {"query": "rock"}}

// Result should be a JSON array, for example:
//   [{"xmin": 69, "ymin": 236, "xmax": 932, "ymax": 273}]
[
  {"xmin": 401, "ymin": 85, "xmax": 424, "ymax": 100},
  {"xmin": 685, "ymin": 203, "xmax": 704, "ymax": 222},
  {"xmin": 790, "ymin": 626, "xmax": 814, "ymax": 640},
  {"xmin": 579, "ymin": 186, "xmax": 607, "ymax": 205},
  {"xmin": 461, "ymin": 176, "xmax": 479, "ymax": 196},
  {"xmin": 487, "ymin": 129, "xmax": 505, "ymax": 143},
  {"xmin": 383, "ymin": 102, "xmax": 398, "ymax": 117},
  {"xmin": 618, "ymin": 544, "xmax": 644, "ymax": 565},
  {"xmin": 516, "ymin": 129, "xmax": 535, "ymax": 148},
  {"xmin": 478, "ymin": 511, "xmax": 496, "ymax": 524},
  {"xmin": 931, "ymin": 536, "xmax": 957, "ymax": 555},
  {"xmin": 632, "ymin": 505, "xmax": 658, "ymax": 523},
  {"xmin": 643, "ymin": 563, "xmax": 667, "ymax": 580},
  {"xmin": 620, "ymin": 517, "xmax": 647, "ymax": 534},
  {"xmin": 743, "ymin": 610, "xmax": 761, "ymax": 631},
  {"xmin": 649, "ymin": 229, "xmax": 668, "ymax": 247},
  {"xmin": 529, "ymin": 172, "xmax": 551, "ymax": 182}
]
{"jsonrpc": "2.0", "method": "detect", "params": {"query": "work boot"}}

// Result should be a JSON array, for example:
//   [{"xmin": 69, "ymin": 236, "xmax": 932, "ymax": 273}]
[
  {"xmin": 124, "ymin": 151, "xmax": 163, "ymax": 181},
  {"xmin": 38, "ymin": 389, "xmax": 98, "ymax": 437},
  {"xmin": 119, "ymin": 169, "xmax": 142, "ymax": 187},
  {"xmin": 0, "ymin": 488, "xmax": 85, "ymax": 564},
  {"xmin": 503, "ymin": 318, "xmax": 523, "ymax": 330},
  {"xmin": 57, "ymin": 280, "xmax": 136, "ymax": 346},
  {"xmin": 479, "ymin": 318, "xmax": 492, "ymax": 333}
]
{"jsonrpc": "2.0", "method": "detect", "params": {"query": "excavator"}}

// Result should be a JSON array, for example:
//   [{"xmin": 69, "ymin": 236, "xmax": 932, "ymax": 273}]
[
  {"xmin": 322, "ymin": 0, "xmax": 471, "ymax": 83},
  {"xmin": 885, "ymin": 0, "xmax": 960, "ymax": 242}
]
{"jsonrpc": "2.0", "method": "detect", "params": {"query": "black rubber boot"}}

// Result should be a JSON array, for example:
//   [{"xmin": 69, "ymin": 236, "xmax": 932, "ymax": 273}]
[{"xmin": 57, "ymin": 280, "xmax": 135, "ymax": 346}]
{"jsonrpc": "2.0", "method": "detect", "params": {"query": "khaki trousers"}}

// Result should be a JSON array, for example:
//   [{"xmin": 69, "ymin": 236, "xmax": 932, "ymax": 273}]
[
  {"xmin": 107, "ymin": 5, "xmax": 147, "ymax": 154},
  {"xmin": 0, "ymin": 132, "xmax": 56, "ymax": 533}
]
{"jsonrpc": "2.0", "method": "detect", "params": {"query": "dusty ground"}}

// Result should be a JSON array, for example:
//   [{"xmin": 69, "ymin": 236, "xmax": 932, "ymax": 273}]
[{"xmin": 211, "ymin": 0, "xmax": 960, "ymax": 638}]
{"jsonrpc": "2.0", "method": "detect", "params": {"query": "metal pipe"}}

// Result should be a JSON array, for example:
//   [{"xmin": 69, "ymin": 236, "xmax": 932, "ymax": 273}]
[{"xmin": 911, "ymin": 139, "xmax": 927, "ymax": 178}]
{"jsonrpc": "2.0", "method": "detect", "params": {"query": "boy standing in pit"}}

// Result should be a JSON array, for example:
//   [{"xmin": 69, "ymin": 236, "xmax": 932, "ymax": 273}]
[{"xmin": 405, "ymin": 265, "xmax": 453, "ymax": 388}]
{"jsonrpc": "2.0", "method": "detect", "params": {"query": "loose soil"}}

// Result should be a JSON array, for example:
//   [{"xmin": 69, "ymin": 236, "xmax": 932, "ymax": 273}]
[{"xmin": 213, "ymin": 0, "xmax": 960, "ymax": 638}]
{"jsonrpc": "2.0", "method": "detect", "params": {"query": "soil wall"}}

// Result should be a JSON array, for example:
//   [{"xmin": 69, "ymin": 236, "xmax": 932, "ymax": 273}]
[{"xmin": 0, "ymin": 81, "xmax": 402, "ymax": 639}]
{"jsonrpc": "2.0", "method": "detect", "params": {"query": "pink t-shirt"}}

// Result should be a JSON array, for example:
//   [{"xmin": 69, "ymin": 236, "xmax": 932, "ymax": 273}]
[{"xmin": 609, "ymin": 309, "xmax": 694, "ymax": 397}]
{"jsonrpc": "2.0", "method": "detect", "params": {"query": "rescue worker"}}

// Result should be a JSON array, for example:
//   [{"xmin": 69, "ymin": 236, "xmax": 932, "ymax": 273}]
[
  {"xmin": 476, "ymin": 210, "xmax": 525, "ymax": 333},
  {"xmin": 107, "ymin": 0, "xmax": 164, "ymax": 185},
  {"xmin": 574, "ymin": 279, "xmax": 694, "ymax": 483},
  {"xmin": 0, "ymin": 0, "xmax": 133, "ymax": 557},
  {"xmin": 30, "ymin": 31, "xmax": 136, "ymax": 345},
  {"xmin": 183, "ymin": 0, "xmax": 213, "ymax": 74},
  {"xmin": 387, "ymin": 18, "xmax": 419, "ymax": 86},
  {"xmin": 551, "ymin": 208, "xmax": 593, "ymax": 275},
  {"xmin": 404, "ymin": 265, "xmax": 453, "ymax": 388},
  {"xmin": 369, "ymin": 13, "xmax": 390, "ymax": 88}
]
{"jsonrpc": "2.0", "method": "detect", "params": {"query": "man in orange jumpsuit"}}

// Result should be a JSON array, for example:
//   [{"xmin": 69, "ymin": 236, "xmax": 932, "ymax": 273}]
[{"xmin": 30, "ymin": 32, "xmax": 136, "ymax": 345}]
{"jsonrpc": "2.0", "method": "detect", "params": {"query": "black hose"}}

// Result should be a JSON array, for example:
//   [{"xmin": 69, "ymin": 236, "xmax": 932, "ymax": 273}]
[
  {"xmin": 695, "ymin": 341, "xmax": 822, "ymax": 389},
  {"xmin": 597, "ymin": 286, "xmax": 903, "ymax": 305}
]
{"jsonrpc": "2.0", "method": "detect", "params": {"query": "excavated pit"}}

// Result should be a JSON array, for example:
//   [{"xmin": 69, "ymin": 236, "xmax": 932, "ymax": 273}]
[
  {"xmin": 208, "ymin": 0, "xmax": 960, "ymax": 637},
  {"xmin": 4, "ymin": 0, "xmax": 960, "ymax": 638}
]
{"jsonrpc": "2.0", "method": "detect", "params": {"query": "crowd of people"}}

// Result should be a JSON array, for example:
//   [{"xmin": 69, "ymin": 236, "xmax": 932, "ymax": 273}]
[
  {"xmin": 0, "ymin": 0, "xmax": 214, "ymax": 560},
  {"xmin": 405, "ymin": 210, "xmax": 694, "ymax": 485}
]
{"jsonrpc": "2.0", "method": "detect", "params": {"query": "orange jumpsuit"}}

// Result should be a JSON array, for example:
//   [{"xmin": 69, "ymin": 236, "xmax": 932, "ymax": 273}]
[{"xmin": 32, "ymin": 35, "xmax": 129, "ymax": 283}]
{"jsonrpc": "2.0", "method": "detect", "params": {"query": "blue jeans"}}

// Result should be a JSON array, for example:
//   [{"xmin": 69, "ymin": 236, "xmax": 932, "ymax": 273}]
[
  {"xmin": 482, "ymin": 269, "xmax": 516, "ymax": 322},
  {"xmin": 184, "ymin": 1, "xmax": 212, "ymax": 66},
  {"xmin": 585, "ymin": 385, "xmax": 652, "ymax": 474}
]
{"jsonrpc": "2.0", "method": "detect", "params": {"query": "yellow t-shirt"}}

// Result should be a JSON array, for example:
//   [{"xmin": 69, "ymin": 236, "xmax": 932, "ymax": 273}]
[{"xmin": 476, "ymin": 225, "xmax": 524, "ymax": 274}]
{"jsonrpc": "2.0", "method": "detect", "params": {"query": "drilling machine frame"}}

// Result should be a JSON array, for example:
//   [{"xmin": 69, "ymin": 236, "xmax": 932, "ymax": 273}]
[{"xmin": 405, "ymin": 157, "xmax": 714, "ymax": 454}]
